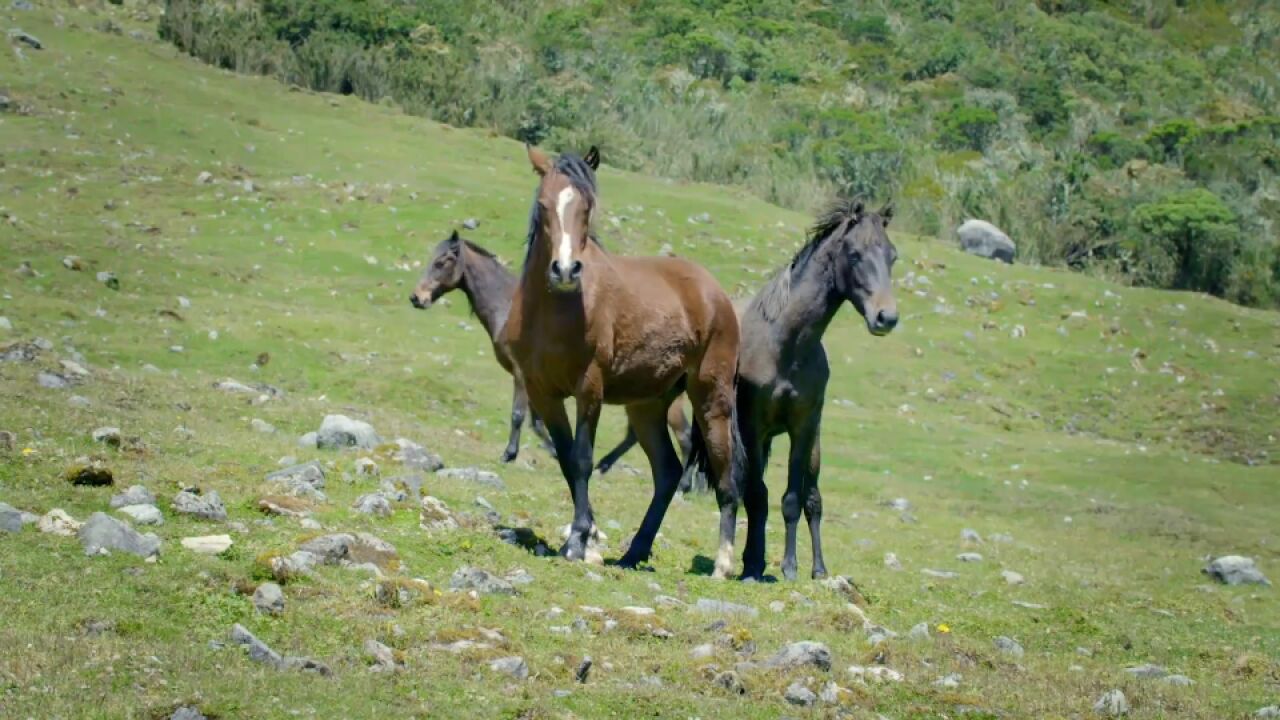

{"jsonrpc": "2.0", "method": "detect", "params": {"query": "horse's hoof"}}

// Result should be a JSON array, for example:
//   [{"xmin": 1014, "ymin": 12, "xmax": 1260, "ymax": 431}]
[
  {"xmin": 740, "ymin": 564, "xmax": 766, "ymax": 582},
  {"xmin": 812, "ymin": 568, "xmax": 829, "ymax": 581},
  {"xmin": 596, "ymin": 462, "xmax": 612, "ymax": 475},
  {"xmin": 781, "ymin": 564, "xmax": 798, "ymax": 582},
  {"xmin": 558, "ymin": 541, "xmax": 586, "ymax": 562},
  {"xmin": 500, "ymin": 449, "xmax": 518, "ymax": 463}
]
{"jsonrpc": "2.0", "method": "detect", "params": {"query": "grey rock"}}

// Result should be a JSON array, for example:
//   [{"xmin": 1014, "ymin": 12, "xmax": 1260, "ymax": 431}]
[
  {"xmin": 1124, "ymin": 664, "xmax": 1167, "ymax": 679},
  {"xmin": 316, "ymin": 414, "xmax": 381, "ymax": 450},
  {"xmin": 994, "ymin": 636, "xmax": 1024, "ymax": 658},
  {"xmin": 957, "ymin": 552, "xmax": 984, "ymax": 562},
  {"xmin": 1256, "ymin": 707, "xmax": 1280, "ymax": 718},
  {"xmin": 489, "ymin": 656, "xmax": 528, "ymax": 680},
  {"xmin": 935, "ymin": 673, "xmax": 962, "ymax": 689},
  {"xmin": 394, "ymin": 439, "xmax": 443, "ymax": 472},
  {"xmin": 253, "ymin": 582, "xmax": 285, "ymax": 616},
  {"xmin": 78, "ymin": 512, "xmax": 161, "ymax": 558},
  {"xmin": 96, "ymin": 271, "xmax": 119, "ymax": 290},
  {"xmin": 110, "ymin": 485, "xmax": 155, "ymax": 508},
  {"xmin": 11, "ymin": 1, "xmax": 34, "ymax": 11},
  {"xmin": 298, "ymin": 534, "xmax": 355, "ymax": 564},
  {"xmin": 8, "ymin": 28, "xmax": 42, "ymax": 49},
  {"xmin": 172, "ymin": 489, "xmax": 227, "ymax": 521},
  {"xmin": 364, "ymin": 638, "xmax": 401, "ymax": 672},
  {"xmin": 819, "ymin": 681, "xmax": 842, "ymax": 704},
  {"xmin": 0, "ymin": 316, "xmax": 10, "ymax": 332},
  {"xmin": 884, "ymin": 497, "xmax": 911, "ymax": 511},
  {"xmin": 37, "ymin": 372, "xmax": 70, "ymax": 389},
  {"xmin": 784, "ymin": 682, "xmax": 817, "ymax": 706},
  {"xmin": 0, "ymin": 502, "xmax": 24, "ymax": 532},
  {"xmin": 169, "ymin": 707, "xmax": 207, "ymax": 720},
  {"xmin": 298, "ymin": 431, "xmax": 318, "ymax": 448},
  {"xmin": 922, "ymin": 568, "xmax": 958, "ymax": 579},
  {"xmin": 764, "ymin": 641, "xmax": 831, "ymax": 671},
  {"xmin": 1011, "ymin": 600, "xmax": 1047, "ymax": 610},
  {"xmin": 909, "ymin": 622, "xmax": 930, "ymax": 640},
  {"xmin": 116, "ymin": 504, "xmax": 163, "ymax": 526},
  {"xmin": 436, "ymin": 466, "xmax": 505, "ymax": 491},
  {"xmin": 694, "ymin": 598, "xmax": 758, "ymax": 618},
  {"xmin": 213, "ymin": 378, "xmax": 256, "ymax": 394},
  {"xmin": 690, "ymin": 643, "xmax": 715, "ymax": 660},
  {"xmin": 1203, "ymin": 555, "xmax": 1270, "ymax": 586},
  {"xmin": 957, "ymin": 219, "xmax": 1016, "ymax": 263},
  {"xmin": 229, "ymin": 623, "xmax": 283, "ymax": 667},
  {"xmin": 450, "ymin": 566, "xmax": 516, "ymax": 595},
  {"xmin": 990, "ymin": 532, "xmax": 1014, "ymax": 543},
  {"xmin": 270, "ymin": 551, "xmax": 319, "ymax": 580},
  {"xmin": 68, "ymin": 395, "xmax": 91, "ymax": 408},
  {"xmin": 1162, "ymin": 674, "xmax": 1194, "ymax": 686},
  {"xmin": 712, "ymin": 670, "xmax": 744, "ymax": 694},
  {"xmin": 266, "ymin": 461, "xmax": 326, "ymax": 499},
  {"xmin": 1093, "ymin": 689, "xmax": 1129, "ymax": 717},
  {"xmin": 884, "ymin": 552, "xmax": 902, "ymax": 570},
  {"xmin": 961, "ymin": 528, "xmax": 983, "ymax": 543},
  {"xmin": 462, "ymin": 218, "xmax": 479, "ymax": 230},
  {"xmin": 353, "ymin": 493, "xmax": 392, "ymax": 517},
  {"xmin": 689, "ymin": 212, "xmax": 712, "ymax": 224},
  {"xmin": 250, "ymin": 418, "xmax": 276, "ymax": 434},
  {"xmin": 280, "ymin": 656, "xmax": 331, "ymax": 675},
  {"xmin": 1002, "ymin": 569, "xmax": 1026, "ymax": 585}
]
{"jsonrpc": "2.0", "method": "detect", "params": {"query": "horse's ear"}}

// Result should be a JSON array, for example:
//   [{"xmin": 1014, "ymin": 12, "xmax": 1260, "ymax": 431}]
[
  {"xmin": 448, "ymin": 229, "xmax": 461, "ymax": 244},
  {"xmin": 584, "ymin": 146, "xmax": 600, "ymax": 171},
  {"xmin": 527, "ymin": 143, "xmax": 553, "ymax": 176},
  {"xmin": 880, "ymin": 202, "xmax": 894, "ymax": 226},
  {"xmin": 853, "ymin": 200, "xmax": 865, "ymax": 217}
]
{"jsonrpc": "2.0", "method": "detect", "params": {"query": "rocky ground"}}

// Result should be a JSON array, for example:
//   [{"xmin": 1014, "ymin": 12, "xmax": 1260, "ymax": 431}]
[{"xmin": 1, "ymin": 3, "xmax": 1277, "ymax": 719}]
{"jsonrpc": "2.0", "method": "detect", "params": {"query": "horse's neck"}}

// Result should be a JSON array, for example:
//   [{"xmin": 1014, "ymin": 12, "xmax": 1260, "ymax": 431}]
[
  {"xmin": 460, "ymin": 250, "xmax": 516, "ymax": 341},
  {"xmin": 773, "ymin": 255, "xmax": 843, "ymax": 358}
]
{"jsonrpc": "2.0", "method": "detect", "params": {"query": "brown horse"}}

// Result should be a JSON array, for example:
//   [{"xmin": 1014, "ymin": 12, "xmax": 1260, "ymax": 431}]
[
  {"xmin": 735, "ymin": 199, "xmax": 899, "ymax": 581},
  {"xmin": 502, "ymin": 145, "xmax": 745, "ymax": 578},
  {"xmin": 409, "ymin": 231, "xmax": 692, "ymax": 468}
]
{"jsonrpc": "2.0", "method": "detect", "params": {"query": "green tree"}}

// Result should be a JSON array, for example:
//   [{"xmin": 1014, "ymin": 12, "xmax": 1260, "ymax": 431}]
[{"xmin": 1130, "ymin": 189, "xmax": 1240, "ymax": 296}]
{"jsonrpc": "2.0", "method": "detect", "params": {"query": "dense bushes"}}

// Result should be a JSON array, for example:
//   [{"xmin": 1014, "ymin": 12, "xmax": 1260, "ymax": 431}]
[{"xmin": 160, "ymin": 0, "xmax": 1280, "ymax": 308}]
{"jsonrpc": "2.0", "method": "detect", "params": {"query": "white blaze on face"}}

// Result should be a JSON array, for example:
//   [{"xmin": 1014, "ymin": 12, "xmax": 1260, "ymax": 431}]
[{"xmin": 555, "ymin": 186, "xmax": 577, "ymax": 273}]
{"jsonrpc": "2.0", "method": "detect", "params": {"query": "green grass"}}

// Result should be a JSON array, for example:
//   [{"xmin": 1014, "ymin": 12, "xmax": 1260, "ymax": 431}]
[{"xmin": 1, "ymin": 7, "xmax": 1278, "ymax": 719}]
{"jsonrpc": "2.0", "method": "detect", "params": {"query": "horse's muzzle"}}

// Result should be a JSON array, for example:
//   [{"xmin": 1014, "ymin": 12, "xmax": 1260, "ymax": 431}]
[
  {"xmin": 409, "ymin": 292, "xmax": 432, "ymax": 309},
  {"xmin": 548, "ymin": 259, "xmax": 583, "ymax": 292},
  {"xmin": 869, "ymin": 307, "xmax": 898, "ymax": 336}
]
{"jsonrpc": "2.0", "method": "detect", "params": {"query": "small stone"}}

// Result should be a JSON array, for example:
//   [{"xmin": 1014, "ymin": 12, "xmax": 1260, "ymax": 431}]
[
  {"xmin": 316, "ymin": 414, "xmax": 381, "ymax": 450},
  {"xmin": 78, "ymin": 512, "xmax": 161, "ymax": 558},
  {"xmin": 110, "ymin": 485, "xmax": 155, "ymax": 508},
  {"xmin": 436, "ymin": 466, "xmax": 505, "ymax": 491},
  {"xmin": 909, "ymin": 622, "xmax": 930, "ymax": 640},
  {"xmin": 269, "ymin": 551, "xmax": 319, "ymax": 581},
  {"xmin": 1012, "ymin": 600, "xmax": 1047, "ymax": 610},
  {"xmin": 38, "ymin": 372, "xmax": 71, "ymax": 389},
  {"xmin": 1002, "ymin": 569, "xmax": 1025, "ymax": 585},
  {"xmin": 768, "ymin": 600, "xmax": 786, "ymax": 613},
  {"xmin": 690, "ymin": 643, "xmax": 715, "ymax": 660},
  {"xmin": 0, "ymin": 317, "xmax": 11, "ymax": 332},
  {"xmin": 298, "ymin": 431, "xmax": 318, "ymax": 448},
  {"xmin": 990, "ymin": 533, "xmax": 1014, "ymax": 543},
  {"xmin": 1093, "ymin": 689, "xmax": 1129, "ymax": 717},
  {"xmin": 116, "ymin": 504, "xmax": 163, "ymax": 526},
  {"xmin": 961, "ymin": 528, "xmax": 982, "ymax": 543},
  {"xmin": 364, "ymin": 638, "xmax": 401, "ymax": 672},
  {"xmin": 489, "ymin": 656, "xmax": 528, "ymax": 680},
  {"xmin": 253, "ymin": 582, "xmax": 285, "ymax": 615},
  {"xmin": 847, "ymin": 665, "xmax": 904, "ymax": 684},
  {"xmin": 1124, "ymin": 664, "xmax": 1167, "ymax": 679},
  {"xmin": 884, "ymin": 552, "xmax": 902, "ymax": 570},
  {"xmin": 784, "ymin": 682, "xmax": 817, "ymax": 706},
  {"xmin": 172, "ymin": 489, "xmax": 227, "ymax": 521},
  {"xmin": 229, "ymin": 623, "xmax": 283, "ymax": 668},
  {"xmin": 694, "ymin": 598, "xmax": 758, "ymax": 618},
  {"xmin": 934, "ymin": 673, "xmax": 962, "ymax": 689},
  {"xmin": 393, "ymin": 438, "xmax": 443, "ymax": 471},
  {"xmin": 1203, "ymin": 555, "xmax": 1270, "ymax": 586},
  {"xmin": 763, "ymin": 641, "xmax": 831, "ymax": 671},
  {"xmin": 62, "ymin": 255, "xmax": 83, "ymax": 270},
  {"xmin": 68, "ymin": 395, "xmax": 91, "ymax": 408},
  {"xmin": 196, "ymin": 171, "xmax": 214, "ymax": 185},
  {"xmin": 0, "ymin": 502, "xmax": 26, "ymax": 533},
  {"xmin": 712, "ymin": 670, "xmax": 744, "ymax": 694},
  {"xmin": 1255, "ymin": 707, "xmax": 1280, "ymax": 718},
  {"xmin": 96, "ymin": 271, "xmax": 119, "ymax": 290},
  {"xmin": 922, "ymin": 568, "xmax": 958, "ymax": 579},
  {"xmin": 91, "ymin": 426, "xmax": 121, "ymax": 447},
  {"xmin": 353, "ymin": 493, "xmax": 392, "ymax": 517},
  {"xmin": 994, "ymin": 636, "xmax": 1024, "ymax": 658},
  {"xmin": 354, "ymin": 457, "xmax": 378, "ymax": 475},
  {"xmin": 419, "ymin": 496, "xmax": 458, "ymax": 530},
  {"xmin": 1162, "ymin": 674, "xmax": 1194, "ymax": 686},
  {"xmin": 574, "ymin": 656, "xmax": 592, "ymax": 683},
  {"xmin": 884, "ymin": 497, "xmax": 910, "ymax": 511},
  {"xmin": 462, "ymin": 218, "xmax": 479, "ymax": 230},
  {"xmin": 181, "ymin": 534, "xmax": 233, "ymax": 555},
  {"xmin": 250, "ymin": 419, "xmax": 276, "ymax": 434},
  {"xmin": 819, "ymin": 681, "xmax": 843, "ymax": 704},
  {"xmin": 169, "ymin": 707, "xmax": 207, "ymax": 720},
  {"xmin": 957, "ymin": 552, "xmax": 983, "ymax": 562},
  {"xmin": 450, "ymin": 566, "xmax": 516, "ymax": 595},
  {"xmin": 257, "ymin": 495, "xmax": 312, "ymax": 518},
  {"xmin": 39, "ymin": 508, "xmax": 83, "ymax": 536}
]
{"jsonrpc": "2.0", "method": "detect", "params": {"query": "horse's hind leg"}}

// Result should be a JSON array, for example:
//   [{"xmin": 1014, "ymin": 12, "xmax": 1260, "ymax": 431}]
[
  {"xmin": 802, "ymin": 435, "xmax": 827, "ymax": 580},
  {"xmin": 688, "ymin": 374, "xmax": 742, "ymax": 581},
  {"xmin": 667, "ymin": 398, "xmax": 693, "ymax": 463},
  {"xmin": 594, "ymin": 425, "xmax": 637, "ymax": 475},
  {"xmin": 502, "ymin": 378, "xmax": 528, "ymax": 463},
  {"xmin": 740, "ymin": 427, "xmax": 770, "ymax": 581},
  {"xmin": 616, "ymin": 400, "xmax": 682, "ymax": 568}
]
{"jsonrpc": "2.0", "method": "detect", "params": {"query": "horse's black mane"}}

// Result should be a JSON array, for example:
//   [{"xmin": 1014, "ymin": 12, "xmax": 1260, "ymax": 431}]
[
  {"xmin": 749, "ymin": 198, "xmax": 878, "ymax": 322},
  {"xmin": 523, "ymin": 153, "xmax": 600, "ymax": 268}
]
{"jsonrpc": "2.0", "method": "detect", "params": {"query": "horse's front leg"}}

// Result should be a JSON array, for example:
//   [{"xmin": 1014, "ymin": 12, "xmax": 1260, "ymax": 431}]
[
  {"xmin": 501, "ymin": 377, "xmax": 529, "ymax": 463},
  {"xmin": 563, "ymin": 376, "xmax": 603, "ymax": 562}
]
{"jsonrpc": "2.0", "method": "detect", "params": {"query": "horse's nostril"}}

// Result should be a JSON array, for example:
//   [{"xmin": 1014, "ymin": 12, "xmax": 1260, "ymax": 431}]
[
  {"xmin": 569, "ymin": 260, "xmax": 583, "ymax": 277},
  {"xmin": 877, "ymin": 309, "xmax": 898, "ymax": 329},
  {"xmin": 550, "ymin": 260, "xmax": 562, "ymax": 277}
]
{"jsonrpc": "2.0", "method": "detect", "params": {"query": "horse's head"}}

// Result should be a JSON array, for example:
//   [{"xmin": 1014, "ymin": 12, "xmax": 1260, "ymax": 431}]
[
  {"xmin": 410, "ymin": 230, "xmax": 465, "ymax": 309},
  {"xmin": 829, "ymin": 201, "xmax": 899, "ymax": 336},
  {"xmin": 527, "ymin": 144, "xmax": 599, "ymax": 293}
]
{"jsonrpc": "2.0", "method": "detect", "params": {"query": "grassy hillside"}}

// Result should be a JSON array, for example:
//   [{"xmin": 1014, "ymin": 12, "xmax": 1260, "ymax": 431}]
[
  {"xmin": 155, "ymin": 0, "xmax": 1280, "ymax": 308},
  {"xmin": 2, "ymin": 5, "xmax": 1279, "ymax": 719}
]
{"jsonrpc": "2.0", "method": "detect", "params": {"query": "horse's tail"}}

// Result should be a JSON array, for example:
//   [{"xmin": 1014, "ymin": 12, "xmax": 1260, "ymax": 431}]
[{"xmin": 679, "ymin": 379, "xmax": 746, "ymax": 500}]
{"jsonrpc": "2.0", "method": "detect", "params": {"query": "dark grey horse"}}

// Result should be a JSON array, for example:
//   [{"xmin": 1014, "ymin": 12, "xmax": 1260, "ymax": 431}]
[
  {"xmin": 734, "ymin": 200, "xmax": 899, "ymax": 581},
  {"xmin": 410, "ymin": 231, "xmax": 691, "ymax": 467}
]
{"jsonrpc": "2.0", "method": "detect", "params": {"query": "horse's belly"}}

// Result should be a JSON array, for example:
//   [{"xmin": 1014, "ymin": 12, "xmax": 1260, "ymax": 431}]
[{"xmin": 601, "ymin": 333, "xmax": 691, "ymax": 405}]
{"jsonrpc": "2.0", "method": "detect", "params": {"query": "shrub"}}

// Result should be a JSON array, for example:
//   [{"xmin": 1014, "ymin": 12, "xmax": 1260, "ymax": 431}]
[
  {"xmin": 1130, "ymin": 189, "xmax": 1240, "ymax": 295},
  {"xmin": 937, "ymin": 105, "xmax": 1000, "ymax": 152}
]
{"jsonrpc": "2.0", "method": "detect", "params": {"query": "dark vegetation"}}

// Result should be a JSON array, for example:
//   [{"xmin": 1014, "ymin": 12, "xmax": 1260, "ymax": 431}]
[{"xmin": 159, "ymin": 0, "xmax": 1280, "ymax": 307}]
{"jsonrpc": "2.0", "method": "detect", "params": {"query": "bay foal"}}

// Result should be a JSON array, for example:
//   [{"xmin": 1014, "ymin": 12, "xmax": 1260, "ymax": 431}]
[{"xmin": 502, "ymin": 145, "xmax": 745, "ymax": 577}]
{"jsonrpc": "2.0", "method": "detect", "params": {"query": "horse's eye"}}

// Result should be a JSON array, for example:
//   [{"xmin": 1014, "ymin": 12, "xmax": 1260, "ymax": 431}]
[
  {"xmin": 433, "ymin": 260, "xmax": 445, "ymax": 269},
  {"xmin": 850, "ymin": 250, "xmax": 863, "ymax": 264}
]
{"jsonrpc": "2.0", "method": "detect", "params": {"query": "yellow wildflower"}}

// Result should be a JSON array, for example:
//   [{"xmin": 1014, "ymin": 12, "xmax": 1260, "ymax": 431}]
[
  {"xmin": 937, "ymin": 623, "xmax": 951, "ymax": 634},
  {"xmin": 21, "ymin": 447, "xmax": 36, "ymax": 456}
]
